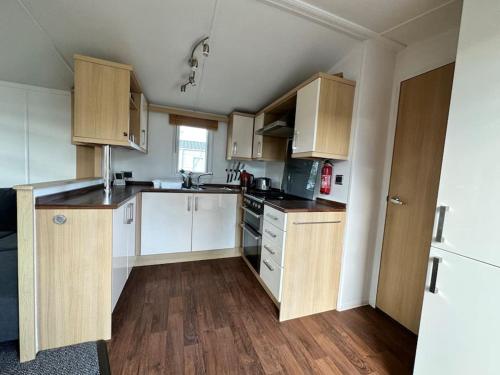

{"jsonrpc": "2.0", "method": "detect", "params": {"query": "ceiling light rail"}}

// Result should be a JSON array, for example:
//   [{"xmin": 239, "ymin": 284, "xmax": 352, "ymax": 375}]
[{"xmin": 181, "ymin": 36, "xmax": 210, "ymax": 92}]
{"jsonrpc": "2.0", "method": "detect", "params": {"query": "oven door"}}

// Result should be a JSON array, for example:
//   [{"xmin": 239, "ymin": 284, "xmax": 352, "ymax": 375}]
[
  {"xmin": 242, "ymin": 206, "xmax": 263, "ymax": 233},
  {"xmin": 241, "ymin": 223, "xmax": 262, "ymax": 273}
]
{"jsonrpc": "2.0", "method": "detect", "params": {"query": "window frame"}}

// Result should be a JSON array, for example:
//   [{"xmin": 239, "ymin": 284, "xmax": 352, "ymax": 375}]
[{"xmin": 173, "ymin": 125, "xmax": 213, "ymax": 175}]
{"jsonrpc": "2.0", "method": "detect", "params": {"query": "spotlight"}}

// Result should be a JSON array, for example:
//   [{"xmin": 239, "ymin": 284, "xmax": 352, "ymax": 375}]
[
  {"xmin": 190, "ymin": 57, "xmax": 198, "ymax": 71},
  {"xmin": 181, "ymin": 84, "xmax": 187, "ymax": 93},
  {"xmin": 189, "ymin": 71, "xmax": 196, "ymax": 85},
  {"xmin": 202, "ymin": 41, "xmax": 210, "ymax": 56}
]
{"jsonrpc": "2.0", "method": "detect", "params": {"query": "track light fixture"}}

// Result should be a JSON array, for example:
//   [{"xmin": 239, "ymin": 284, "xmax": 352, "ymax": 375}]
[{"xmin": 181, "ymin": 36, "xmax": 210, "ymax": 93}]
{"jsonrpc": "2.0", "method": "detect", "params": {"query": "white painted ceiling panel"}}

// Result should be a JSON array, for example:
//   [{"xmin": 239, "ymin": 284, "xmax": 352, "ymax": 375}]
[
  {"xmin": 383, "ymin": 0, "xmax": 462, "ymax": 45},
  {"xmin": 0, "ymin": 0, "xmax": 72, "ymax": 89},
  {"xmin": 300, "ymin": 0, "xmax": 452, "ymax": 32}
]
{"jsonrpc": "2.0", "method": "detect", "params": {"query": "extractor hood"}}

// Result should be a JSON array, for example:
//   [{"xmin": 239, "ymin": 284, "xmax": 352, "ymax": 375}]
[{"xmin": 255, "ymin": 120, "xmax": 294, "ymax": 137}]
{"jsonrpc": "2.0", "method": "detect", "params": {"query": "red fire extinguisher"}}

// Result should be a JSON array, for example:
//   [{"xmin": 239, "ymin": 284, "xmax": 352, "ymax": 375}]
[{"xmin": 320, "ymin": 161, "xmax": 333, "ymax": 195}]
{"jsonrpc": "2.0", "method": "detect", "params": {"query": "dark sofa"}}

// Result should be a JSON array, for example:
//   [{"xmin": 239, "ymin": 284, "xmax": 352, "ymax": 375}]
[{"xmin": 0, "ymin": 188, "xmax": 18, "ymax": 342}]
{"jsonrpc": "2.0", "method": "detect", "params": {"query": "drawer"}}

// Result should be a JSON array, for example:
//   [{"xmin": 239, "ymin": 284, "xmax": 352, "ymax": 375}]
[
  {"xmin": 262, "ymin": 231, "xmax": 285, "ymax": 267},
  {"xmin": 262, "ymin": 220, "xmax": 285, "ymax": 248},
  {"xmin": 260, "ymin": 256, "xmax": 283, "ymax": 302},
  {"xmin": 263, "ymin": 205, "xmax": 287, "ymax": 231}
]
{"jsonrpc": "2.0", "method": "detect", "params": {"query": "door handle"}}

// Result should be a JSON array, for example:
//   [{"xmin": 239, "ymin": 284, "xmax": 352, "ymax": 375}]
[
  {"xmin": 429, "ymin": 256, "xmax": 442, "ymax": 294},
  {"xmin": 389, "ymin": 196, "xmax": 405, "ymax": 205},
  {"xmin": 435, "ymin": 205, "xmax": 449, "ymax": 243},
  {"xmin": 187, "ymin": 196, "xmax": 192, "ymax": 212},
  {"xmin": 265, "ymin": 229, "xmax": 277, "ymax": 238},
  {"xmin": 194, "ymin": 196, "xmax": 199, "ymax": 211},
  {"xmin": 292, "ymin": 130, "xmax": 299, "ymax": 150},
  {"xmin": 263, "ymin": 244, "xmax": 275, "ymax": 255},
  {"xmin": 263, "ymin": 259, "xmax": 275, "ymax": 271}
]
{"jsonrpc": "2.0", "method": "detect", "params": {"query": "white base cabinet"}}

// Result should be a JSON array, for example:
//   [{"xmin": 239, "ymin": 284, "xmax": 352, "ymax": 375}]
[
  {"xmin": 192, "ymin": 194, "xmax": 237, "ymax": 251},
  {"xmin": 141, "ymin": 193, "xmax": 193, "ymax": 255},
  {"xmin": 112, "ymin": 196, "xmax": 136, "ymax": 311},
  {"xmin": 141, "ymin": 192, "xmax": 237, "ymax": 255}
]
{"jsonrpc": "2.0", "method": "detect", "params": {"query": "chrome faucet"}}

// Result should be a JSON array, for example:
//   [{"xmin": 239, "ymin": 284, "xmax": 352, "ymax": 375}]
[{"xmin": 196, "ymin": 172, "xmax": 213, "ymax": 188}]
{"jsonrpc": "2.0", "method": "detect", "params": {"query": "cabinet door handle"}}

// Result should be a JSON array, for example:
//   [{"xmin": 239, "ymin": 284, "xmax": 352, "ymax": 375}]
[
  {"xmin": 429, "ymin": 256, "xmax": 442, "ymax": 294},
  {"xmin": 129, "ymin": 203, "xmax": 134, "ymax": 223},
  {"xmin": 257, "ymin": 141, "xmax": 262, "ymax": 157},
  {"xmin": 141, "ymin": 129, "xmax": 146, "ymax": 146},
  {"xmin": 263, "ymin": 244, "xmax": 275, "ymax": 254},
  {"xmin": 233, "ymin": 142, "xmax": 237, "ymax": 155},
  {"xmin": 195, "ymin": 196, "xmax": 199, "ymax": 211},
  {"xmin": 187, "ymin": 196, "xmax": 192, "ymax": 212},
  {"xmin": 293, "ymin": 220, "xmax": 341, "ymax": 225},
  {"xmin": 263, "ymin": 259, "xmax": 274, "ymax": 271},
  {"xmin": 292, "ymin": 130, "xmax": 299, "ymax": 150},
  {"xmin": 265, "ymin": 229, "xmax": 277, "ymax": 238},
  {"xmin": 435, "ymin": 205, "xmax": 449, "ymax": 243}
]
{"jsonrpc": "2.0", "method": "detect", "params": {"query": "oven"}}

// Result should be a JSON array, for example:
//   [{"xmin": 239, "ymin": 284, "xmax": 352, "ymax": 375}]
[{"xmin": 241, "ymin": 194, "xmax": 264, "ymax": 273}]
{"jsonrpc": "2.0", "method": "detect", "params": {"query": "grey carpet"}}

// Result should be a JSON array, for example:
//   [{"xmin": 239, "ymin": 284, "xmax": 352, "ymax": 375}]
[{"xmin": 0, "ymin": 341, "xmax": 102, "ymax": 374}]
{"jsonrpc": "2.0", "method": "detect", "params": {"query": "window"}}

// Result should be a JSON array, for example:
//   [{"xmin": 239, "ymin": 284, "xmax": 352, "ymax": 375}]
[{"xmin": 176, "ymin": 126, "xmax": 209, "ymax": 173}]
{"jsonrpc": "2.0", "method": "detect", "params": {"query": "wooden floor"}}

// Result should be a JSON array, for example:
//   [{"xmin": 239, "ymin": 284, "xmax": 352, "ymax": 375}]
[{"xmin": 107, "ymin": 257, "xmax": 417, "ymax": 375}]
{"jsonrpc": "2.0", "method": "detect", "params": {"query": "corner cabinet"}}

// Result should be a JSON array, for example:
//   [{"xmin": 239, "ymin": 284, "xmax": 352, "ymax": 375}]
[
  {"xmin": 292, "ymin": 75, "xmax": 355, "ymax": 160},
  {"xmin": 73, "ymin": 54, "xmax": 149, "ymax": 153},
  {"xmin": 141, "ymin": 192, "xmax": 237, "ymax": 254},
  {"xmin": 226, "ymin": 112, "xmax": 254, "ymax": 160}
]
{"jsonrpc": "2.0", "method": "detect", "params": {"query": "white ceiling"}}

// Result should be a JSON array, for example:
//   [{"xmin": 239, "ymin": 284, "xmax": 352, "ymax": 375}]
[{"xmin": 0, "ymin": 0, "xmax": 462, "ymax": 114}]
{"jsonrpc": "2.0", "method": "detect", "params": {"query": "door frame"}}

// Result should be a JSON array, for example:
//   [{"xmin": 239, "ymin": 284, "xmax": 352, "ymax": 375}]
[{"xmin": 369, "ymin": 60, "xmax": 456, "ymax": 308}]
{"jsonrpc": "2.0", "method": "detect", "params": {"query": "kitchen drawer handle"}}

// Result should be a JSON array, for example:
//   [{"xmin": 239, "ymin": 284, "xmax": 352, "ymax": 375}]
[
  {"xmin": 293, "ymin": 220, "xmax": 341, "ymax": 225},
  {"xmin": 429, "ymin": 256, "xmax": 442, "ymax": 294},
  {"xmin": 435, "ymin": 205, "xmax": 449, "ymax": 243},
  {"xmin": 52, "ymin": 214, "xmax": 67, "ymax": 225},
  {"xmin": 266, "ymin": 214, "xmax": 278, "ymax": 221},
  {"xmin": 263, "ymin": 244, "xmax": 275, "ymax": 255},
  {"xmin": 263, "ymin": 259, "xmax": 274, "ymax": 271},
  {"xmin": 265, "ymin": 229, "xmax": 277, "ymax": 238}
]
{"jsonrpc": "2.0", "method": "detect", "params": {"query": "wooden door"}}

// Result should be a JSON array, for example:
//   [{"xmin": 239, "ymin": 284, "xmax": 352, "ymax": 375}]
[
  {"xmin": 293, "ymin": 78, "xmax": 320, "ymax": 155},
  {"xmin": 376, "ymin": 63, "xmax": 454, "ymax": 334}
]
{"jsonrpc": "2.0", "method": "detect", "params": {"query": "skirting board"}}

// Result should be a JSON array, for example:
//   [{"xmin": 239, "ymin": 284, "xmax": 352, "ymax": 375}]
[{"xmin": 132, "ymin": 247, "xmax": 241, "ymax": 267}]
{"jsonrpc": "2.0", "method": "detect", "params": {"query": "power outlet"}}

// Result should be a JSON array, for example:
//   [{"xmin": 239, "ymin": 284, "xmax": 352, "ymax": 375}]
[{"xmin": 335, "ymin": 175, "xmax": 343, "ymax": 185}]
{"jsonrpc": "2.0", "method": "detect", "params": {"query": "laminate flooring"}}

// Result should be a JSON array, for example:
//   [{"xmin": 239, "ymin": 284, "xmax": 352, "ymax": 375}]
[{"xmin": 107, "ymin": 257, "xmax": 417, "ymax": 374}]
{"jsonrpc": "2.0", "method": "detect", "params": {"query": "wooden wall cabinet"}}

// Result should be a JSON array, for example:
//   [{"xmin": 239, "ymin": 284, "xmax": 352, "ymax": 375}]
[
  {"xmin": 226, "ymin": 112, "xmax": 254, "ymax": 160},
  {"xmin": 292, "ymin": 75, "xmax": 355, "ymax": 160},
  {"xmin": 73, "ymin": 54, "xmax": 148, "ymax": 153}
]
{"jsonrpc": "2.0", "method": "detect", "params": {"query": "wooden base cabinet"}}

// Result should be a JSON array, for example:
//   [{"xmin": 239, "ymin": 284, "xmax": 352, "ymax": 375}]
[
  {"xmin": 259, "ymin": 205, "xmax": 345, "ymax": 321},
  {"xmin": 36, "ymin": 196, "xmax": 137, "ymax": 351},
  {"xmin": 36, "ymin": 209, "xmax": 113, "ymax": 350}
]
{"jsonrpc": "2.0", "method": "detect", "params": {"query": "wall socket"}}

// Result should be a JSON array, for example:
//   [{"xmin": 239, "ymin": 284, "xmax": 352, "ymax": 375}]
[{"xmin": 335, "ymin": 174, "xmax": 343, "ymax": 185}]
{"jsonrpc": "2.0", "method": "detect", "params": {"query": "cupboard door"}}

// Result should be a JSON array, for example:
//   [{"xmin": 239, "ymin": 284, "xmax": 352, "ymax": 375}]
[
  {"xmin": 74, "ymin": 59, "xmax": 130, "ymax": 143},
  {"xmin": 414, "ymin": 247, "xmax": 500, "ymax": 375},
  {"xmin": 227, "ymin": 113, "xmax": 254, "ymax": 159},
  {"xmin": 141, "ymin": 193, "xmax": 193, "ymax": 255},
  {"xmin": 112, "ymin": 202, "xmax": 129, "ymax": 311},
  {"xmin": 192, "ymin": 194, "xmax": 237, "ymax": 251},
  {"xmin": 139, "ymin": 94, "xmax": 149, "ymax": 151},
  {"xmin": 252, "ymin": 113, "xmax": 264, "ymax": 158},
  {"xmin": 293, "ymin": 78, "xmax": 320, "ymax": 155}
]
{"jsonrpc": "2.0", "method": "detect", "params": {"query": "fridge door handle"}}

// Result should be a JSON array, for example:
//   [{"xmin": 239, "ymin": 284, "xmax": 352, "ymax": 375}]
[
  {"xmin": 429, "ymin": 256, "xmax": 442, "ymax": 294},
  {"xmin": 435, "ymin": 205, "xmax": 449, "ymax": 243}
]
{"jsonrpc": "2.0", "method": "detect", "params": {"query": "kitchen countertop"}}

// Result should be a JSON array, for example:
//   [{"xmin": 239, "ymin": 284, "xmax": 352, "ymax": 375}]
[
  {"xmin": 264, "ymin": 198, "xmax": 346, "ymax": 213},
  {"xmin": 36, "ymin": 184, "xmax": 241, "ymax": 209}
]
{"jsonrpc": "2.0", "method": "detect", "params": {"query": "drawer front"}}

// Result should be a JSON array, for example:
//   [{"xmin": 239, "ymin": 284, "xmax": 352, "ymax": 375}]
[
  {"xmin": 262, "ymin": 231, "xmax": 285, "ymax": 267},
  {"xmin": 264, "ymin": 205, "xmax": 287, "ymax": 231},
  {"xmin": 262, "ymin": 220, "xmax": 285, "ymax": 248},
  {"xmin": 260, "ymin": 256, "xmax": 283, "ymax": 301}
]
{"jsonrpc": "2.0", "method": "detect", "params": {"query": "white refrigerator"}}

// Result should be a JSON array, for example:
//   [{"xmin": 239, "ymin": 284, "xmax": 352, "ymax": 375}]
[{"xmin": 414, "ymin": 1, "xmax": 500, "ymax": 374}]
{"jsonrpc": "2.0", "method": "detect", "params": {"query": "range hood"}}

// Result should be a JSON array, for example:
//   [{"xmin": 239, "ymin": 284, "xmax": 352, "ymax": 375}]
[{"xmin": 255, "ymin": 120, "xmax": 294, "ymax": 137}]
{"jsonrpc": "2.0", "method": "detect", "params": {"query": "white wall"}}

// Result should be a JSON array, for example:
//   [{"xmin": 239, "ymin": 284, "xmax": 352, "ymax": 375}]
[
  {"xmin": 112, "ymin": 112, "xmax": 282, "ymax": 187},
  {"xmin": 368, "ymin": 28, "xmax": 460, "ymax": 306},
  {"xmin": 319, "ymin": 40, "xmax": 398, "ymax": 310},
  {"xmin": 0, "ymin": 81, "xmax": 74, "ymax": 188}
]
